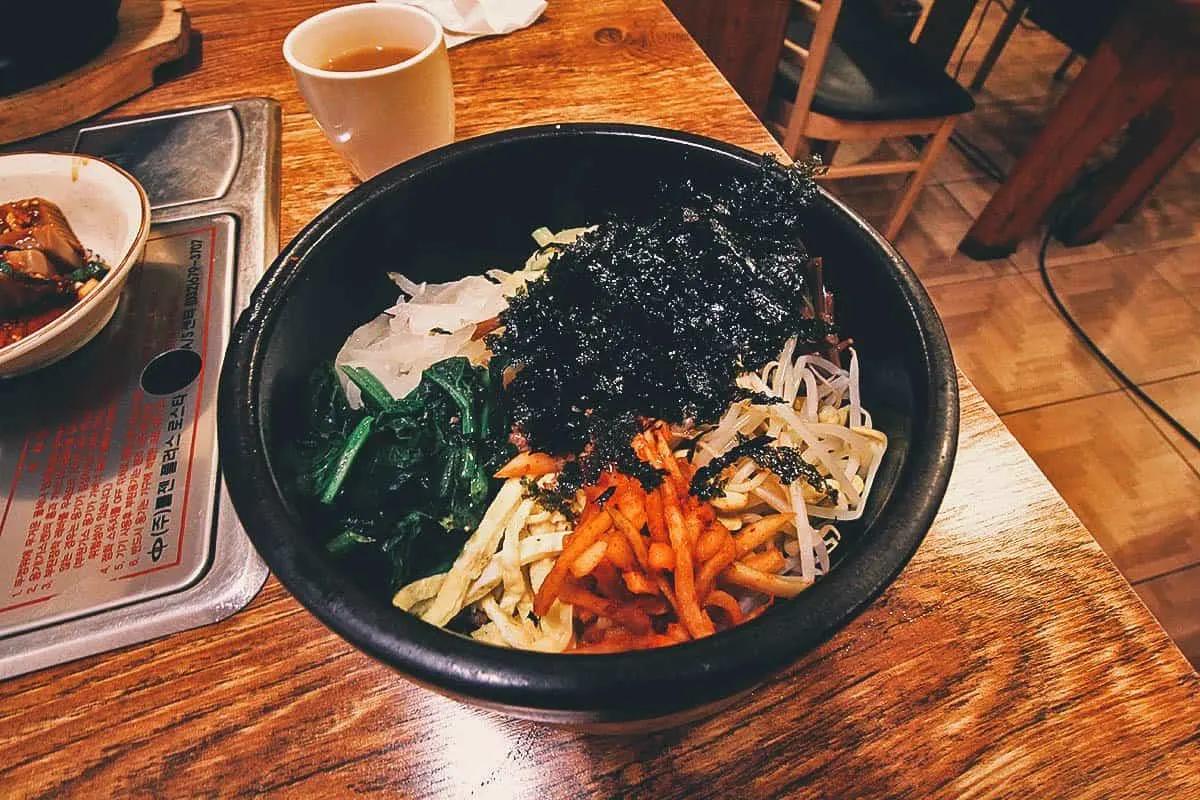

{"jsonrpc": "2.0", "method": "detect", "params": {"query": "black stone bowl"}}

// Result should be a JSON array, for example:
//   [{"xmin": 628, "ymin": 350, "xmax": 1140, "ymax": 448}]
[
  {"xmin": 0, "ymin": 0, "xmax": 122, "ymax": 97},
  {"xmin": 218, "ymin": 124, "xmax": 958, "ymax": 730}
]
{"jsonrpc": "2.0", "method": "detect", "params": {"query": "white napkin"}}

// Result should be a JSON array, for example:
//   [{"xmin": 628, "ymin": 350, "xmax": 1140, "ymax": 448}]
[{"xmin": 382, "ymin": 0, "xmax": 547, "ymax": 47}]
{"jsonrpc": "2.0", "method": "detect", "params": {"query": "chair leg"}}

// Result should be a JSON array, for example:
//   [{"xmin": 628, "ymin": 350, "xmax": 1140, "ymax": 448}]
[
  {"xmin": 1052, "ymin": 52, "xmax": 1079, "ymax": 82},
  {"xmin": 820, "ymin": 139, "xmax": 841, "ymax": 166},
  {"xmin": 884, "ymin": 118, "xmax": 956, "ymax": 240},
  {"xmin": 969, "ymin": 0, "xmax": 1032, "ymax": 92}
]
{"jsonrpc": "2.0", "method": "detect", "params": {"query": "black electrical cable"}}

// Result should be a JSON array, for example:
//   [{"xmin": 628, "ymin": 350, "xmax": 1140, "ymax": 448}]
[
  {"xmin": 997, "ymin": 1, "xmax": 1041, "ymax": 31},
  {"xmin": 949, "ymin": 132, "xmax": 1007, "ymax": 182},
  {"xmin": 953, "ymin": 0, "xmax": 997, "ymax": 79},
  {"xmin": 952, "ymin": 1, "xmax": 1041, "ymax": 81},
  {"xmin": 1037, "ymin": 227, "xmax": 1200, "ymax": 449}
]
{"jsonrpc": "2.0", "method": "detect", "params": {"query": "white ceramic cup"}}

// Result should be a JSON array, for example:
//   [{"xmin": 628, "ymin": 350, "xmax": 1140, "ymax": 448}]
[{"xmin": 283, "ymin": 3, "xmax": 455, "ymax": 180}]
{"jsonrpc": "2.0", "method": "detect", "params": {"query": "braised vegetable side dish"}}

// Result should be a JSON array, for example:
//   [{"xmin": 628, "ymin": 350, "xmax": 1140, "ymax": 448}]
[
  {"xmin": 282, "ymin": 156, "xmax": 888, "ymax": 653},
  {"xmin": 0, "ymin": 198, "xmax": 110, "ymax": 347}
]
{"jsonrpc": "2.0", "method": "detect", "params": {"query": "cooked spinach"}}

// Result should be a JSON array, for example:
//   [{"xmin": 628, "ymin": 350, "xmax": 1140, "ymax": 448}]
[{"xmin": 281, "ymin": 357, "xmax": 514, "ymax": 589}]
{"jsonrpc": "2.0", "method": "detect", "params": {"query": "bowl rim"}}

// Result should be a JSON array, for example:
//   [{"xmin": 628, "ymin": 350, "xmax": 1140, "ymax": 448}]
[
  {"xmin": 0, "ymin": 151, "xmax": 151, "ymax": 367},
  {"xmin": 219, "ymin": 123, "xmax": 959, "ymax": 717}
]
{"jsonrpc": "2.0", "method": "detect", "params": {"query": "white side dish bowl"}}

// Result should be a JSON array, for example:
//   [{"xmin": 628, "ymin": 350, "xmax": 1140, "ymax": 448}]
[{"xmin": 0, "ymin": 152, "xmax": 150, "ymax": 377}]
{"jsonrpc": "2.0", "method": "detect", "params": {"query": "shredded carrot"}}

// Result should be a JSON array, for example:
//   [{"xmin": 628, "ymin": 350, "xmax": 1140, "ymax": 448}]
[
  {"xmin": 661, "ymin": 485, "xmax": 715, "ymax": 639},
  {"xmin": 633, "ymin": 593, "xmax": 670, "ymax": 616},
  {"xmin": 613, "ymin": 489, "xmax": 647, "ymax": 534},
  {"xmin": 733, "ymin": 513, "xmax": 795, "ymax": 555},
  {"xmin": 648, "ymin": 541, "xmax": 675, "ymax": 571},
  {"xmin": 696, "ymin": 537, "xmax": 738, "ymax": 599},
  {"xmin": 560, "ymin": 584, "xmax": 651, "ymax": 635},
  {"xmin": 703, "ymin": 589, "xmax": 744, "ymax": 626},
  {"xmin": 569, "ymin": 540, "xmax": 609, "ymax": 578},
  {"xmin": 740, "ymin": 548, "xmax": 787, "ymax": 574},
  {"xmin": 655, "ymin": 574, "xmax": 678, "ymax": 611},
  {"xmin": 631, "ymin": 432, "xmax": 661, "ymax": 467},
  {"xmin": 682, "ymin": 497, "xmax": 703, "ymax": 550},
  {"xmin": 644, "ymin": 490, "xmax": 668, "ymax": 543},
  {"xmin": 696, "ymin": 524, "xmax": 726, "ymax": 562},
  {"xmin": 604, "ymin": 530, "xmax": 636, "ymax": 570},
  {"xmin": 622, "ymin": 570, "xmax": 656, "ymax": 595},
  {"xmin": 534, "ymin": 507, "xmax": 612, "ymax": 617},
  {"xmin": 722, "ymin": 561, "xmax": 811, "ymax": 598},
  {"xmin": 493, "ymin": 451, "xmax": 562, "ymax": 479},
  {"xmin": 608, "ymin": 504, "xmax": 650, "ymax": 570},
  {"xmin": 591, "ymin": 560, "xmax": 627, "ymax": 601},
  {"xmin": 652, "ymin": 429, "xmax": 686, "ymax": 488},
  {"xmin": 664, "ymin": 623, "xmax": 690, "ymax": 643},
  {"xmin": 521, "ymin": 420, "xmax": 806, "ymax": 653},
  {"xmin": 580, "ymin": 621, "xmax": 607, "ymax": 644}
]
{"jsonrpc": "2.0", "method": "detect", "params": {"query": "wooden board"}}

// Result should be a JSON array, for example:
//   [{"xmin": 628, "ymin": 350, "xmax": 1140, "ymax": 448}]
[{"xmin": 0, "ymin": 0, "xmax": 191, "ymax": 146}]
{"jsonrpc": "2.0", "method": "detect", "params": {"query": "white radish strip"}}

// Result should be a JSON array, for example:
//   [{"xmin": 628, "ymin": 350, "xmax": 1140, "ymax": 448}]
[
  {"xmin": 813, "ymin": 529, "xmax": 831, "ymax": 574},
  {"xmin": 731, "ymin": 459, "xmax": 758, "ymax": 484},
  {"xmin": 774, "ymin": 337, "xmax": 797, "ymax": 394},
  {"xmin": 723, "ymin": 562, "xmax": 813, "ymax": 597},
  {"xmin": 480, "ymin": 596, "xmax": 534, "ymax": 649},
  {"xmin": 783, "ymin": 356, "xmax": 803, "ymax": 404},
  {"xmin": 766, "ymin": 403, "xmax": 862, "ymax": 507},
  {"xmin": 498, "ymin": 498, "xmax": 534, "ymax": 613},
  {"xmin": 805, "ymin": 353, "xmax": 847, "ymax": 375},
  {"xmin": 421, "ymin": 479, "xmax": 524, "ymax": 627},
  {"xmin": 395, "ymin": 531, "xmax": 569, "ymax": 612},
  {"xmin": 789, "ymin": 483, "xmax": 817, "ymax": 581},
  {"xmin": 727, "ymin": 470, "xmax": 769, "ymax": 495},
  {"xmin": 752, "ymin": 484, "xmax": 792, "ymax": 514},
  {"xmin": 801, "ymin": 368, "xmax": 820, "ymax": 421},
  {"xmin": 761, "ymin": 360, "xmax": 781, "ymax": 388},
  {"xmin": 848, "ymin": 348, "xmax": 863, "ymax": 428}
]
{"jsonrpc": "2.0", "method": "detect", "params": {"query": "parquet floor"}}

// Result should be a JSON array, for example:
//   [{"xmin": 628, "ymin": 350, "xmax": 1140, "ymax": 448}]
[{"xmin": 809, "ymin": 4, "xmax": 1200, "ymax": 668}]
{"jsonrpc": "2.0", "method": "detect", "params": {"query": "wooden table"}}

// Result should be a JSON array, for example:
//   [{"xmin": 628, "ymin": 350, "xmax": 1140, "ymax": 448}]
[
  {"xmin": 2, "ymin": 2, "xmax": 1197, "ymax": 796},
  {"xmin": 662, "ymin": 0, "xmax": 791, "ymax": 119}
]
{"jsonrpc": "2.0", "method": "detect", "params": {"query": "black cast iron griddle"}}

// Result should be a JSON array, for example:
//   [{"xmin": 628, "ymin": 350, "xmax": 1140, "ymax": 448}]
[{"xmin": 0, "ymin": 99, "xmax": 279, "ymax": 677}]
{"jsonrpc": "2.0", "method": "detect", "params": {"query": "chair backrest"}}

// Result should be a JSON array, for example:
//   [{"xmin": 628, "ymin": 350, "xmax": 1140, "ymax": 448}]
[{"xmin": 780, "ymin": 0, "xmax": 844, "ymax": 155}]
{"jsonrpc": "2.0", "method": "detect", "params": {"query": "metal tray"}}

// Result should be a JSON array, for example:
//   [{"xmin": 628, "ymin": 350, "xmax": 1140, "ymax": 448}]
[{"xmin": 0, "ymin": 99, "xmax": 280, "ymax": 677}]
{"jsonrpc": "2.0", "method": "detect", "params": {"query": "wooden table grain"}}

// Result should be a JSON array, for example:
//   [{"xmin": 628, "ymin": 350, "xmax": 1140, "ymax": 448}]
[{"xmin": 2, "ymin": 2, "xmax": 1198, "ymax": 797}]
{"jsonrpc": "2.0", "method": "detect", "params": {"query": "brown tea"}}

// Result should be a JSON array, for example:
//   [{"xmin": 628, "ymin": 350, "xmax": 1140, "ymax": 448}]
[{"xmin": 323, "ymin": 45, "xmax": 421, "ymax": 72}]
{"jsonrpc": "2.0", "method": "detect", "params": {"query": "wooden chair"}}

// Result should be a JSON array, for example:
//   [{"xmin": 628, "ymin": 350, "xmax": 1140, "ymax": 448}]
[
  {"xmin": 769, "ymin": 0, "xmax": 975, "ymax": 239},
  {"xmin": 970, "ymin": 0, "xmax": 1129, "ymax": 92}
]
